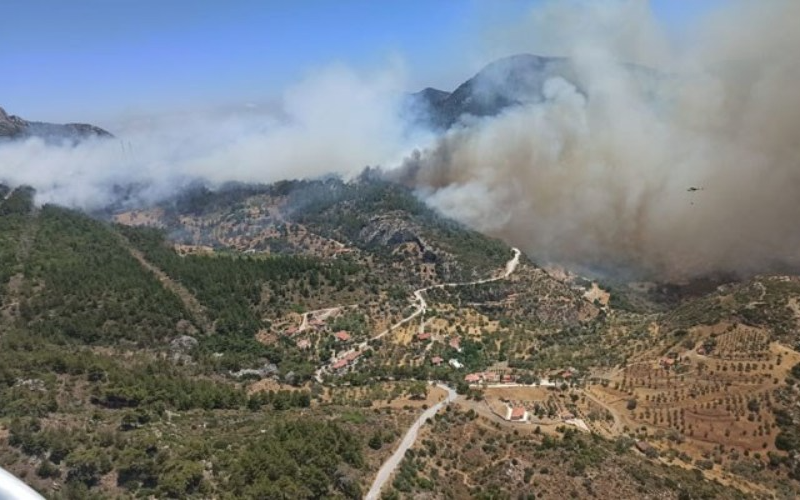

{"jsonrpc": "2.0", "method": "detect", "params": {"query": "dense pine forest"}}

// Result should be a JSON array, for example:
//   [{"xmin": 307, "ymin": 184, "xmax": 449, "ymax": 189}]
[
  {"xmin": 3, "ymin": 179, "xmax": 800, "ymax": 499},
  {"xmin": 0, "ymin": 185, "xmax": 374, "ymax": 498}
]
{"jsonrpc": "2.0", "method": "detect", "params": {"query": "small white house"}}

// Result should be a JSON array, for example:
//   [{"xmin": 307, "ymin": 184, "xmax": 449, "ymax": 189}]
[{"xmin": 449, "ymin": 359, "xmax": 464, "ymax": 369}]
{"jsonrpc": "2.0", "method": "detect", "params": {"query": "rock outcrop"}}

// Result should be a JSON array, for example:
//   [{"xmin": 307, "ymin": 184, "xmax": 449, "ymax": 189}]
[{"xmin": 0, "ymin": 106, "xmax": 113, "ymax": 143}]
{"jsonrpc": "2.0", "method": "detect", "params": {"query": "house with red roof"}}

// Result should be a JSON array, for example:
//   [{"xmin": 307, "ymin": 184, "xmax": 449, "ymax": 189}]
[
  {"xmin": 332, "ymin": 352, "xmax": 360, "ymax": 371},
  {"xmin": 416, "ymin": 332, "xmax": 431, "ymax": 341},
  {"xmin": 431, "ymin": 356, "xmax": 443, "ymax": 366},
  {"xmin": 509, "ymin": 406, "xmax": 527, "ymax": 421},
  {"xmin": 464, "ymin": 373, "xmax": 482, "ymax": 383},
  {"xmin": 334, "ymin": 331, "xmax": 351, "ymax": 342}
]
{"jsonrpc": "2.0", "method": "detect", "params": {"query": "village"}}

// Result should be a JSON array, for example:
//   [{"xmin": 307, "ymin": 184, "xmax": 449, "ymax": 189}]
[
  {"xmin": 266, "ymin": 303, "xmax": 603, "ymax": 436},
  {"xmin": 244, "ymin": 240, "xmax": 800, "ymax": 500}
]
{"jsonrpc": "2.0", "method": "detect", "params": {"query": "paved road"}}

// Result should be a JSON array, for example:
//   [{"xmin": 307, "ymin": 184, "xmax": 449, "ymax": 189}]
[
  {"xmin": 365, "ymin": 384, "xmax": 457, "ymax": 500},
  {"xmin": 363, "ymin": 249, "xmax": 522, "ymax": 497},
  {"xmin": 0, "ymin": 466, "xmax": 45, "ymax": 500}
]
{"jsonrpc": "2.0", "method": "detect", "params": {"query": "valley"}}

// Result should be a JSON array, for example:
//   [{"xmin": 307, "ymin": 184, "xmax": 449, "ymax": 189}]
[
  {"xmin": 1, "ymin": 178, "xmax": 800, "ymax": 499},
  {"xmin": 4, "ymin": 1, "xmax": 800, "ymax": 498}
]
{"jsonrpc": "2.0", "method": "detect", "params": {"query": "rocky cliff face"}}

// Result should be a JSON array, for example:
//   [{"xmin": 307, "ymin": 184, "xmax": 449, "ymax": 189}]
[
  {"xmin": 410, "ymin": 54, "xmax": 578, "ymax": 129},
  {"xmin": 410, "ymin": 53, "xmax": 657, "ymax": 130},
  {"xmin": 0, "ymin": 106, "xmax": 113, "ymax": 143},
  {"xmin": 0, "ymin": 107, "xmax": 27, "ymax": 137}
]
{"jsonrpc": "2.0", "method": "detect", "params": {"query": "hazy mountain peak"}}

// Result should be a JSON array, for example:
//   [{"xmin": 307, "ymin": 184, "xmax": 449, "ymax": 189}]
[
  {"xmin": 0, "ymin": 106, "xmax": 114, "ymax": 143},
  {"xmin": 0, "ymin": 106, "xmax": 27, "ymax": 137},
  {"xmin": 411, "ymin": 53, "xmax": 578, "ymax": 129}
]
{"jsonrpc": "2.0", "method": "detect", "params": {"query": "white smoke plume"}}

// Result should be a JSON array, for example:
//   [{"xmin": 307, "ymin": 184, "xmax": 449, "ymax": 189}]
[
  {"xmin": 0, "ymin": 62, "xmax": 427, "ymax": 209},
  {"xmin": 3, "ymin": 0, "xmax": 800, "ymax": 281},
  {"xmin": 403, "ymin": 0, "xmax": 800, "ymax": 280}
]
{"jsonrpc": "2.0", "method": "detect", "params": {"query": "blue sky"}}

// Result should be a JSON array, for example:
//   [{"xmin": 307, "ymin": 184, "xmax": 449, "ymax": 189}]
[{"xmin": 2, "ymin": 0, "xmax": 725, "ymax": 124}]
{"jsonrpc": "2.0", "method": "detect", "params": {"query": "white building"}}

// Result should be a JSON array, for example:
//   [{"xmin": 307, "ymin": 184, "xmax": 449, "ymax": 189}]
[{"xmin": 448, "ymin": 359, "xmax": 464, "ymax": 369}]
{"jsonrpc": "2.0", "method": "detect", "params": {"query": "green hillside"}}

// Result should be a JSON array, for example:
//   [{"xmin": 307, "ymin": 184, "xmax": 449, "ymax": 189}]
[{"xmin": 2, "ymin": 181, "xmax": 800, "ymax": 499}]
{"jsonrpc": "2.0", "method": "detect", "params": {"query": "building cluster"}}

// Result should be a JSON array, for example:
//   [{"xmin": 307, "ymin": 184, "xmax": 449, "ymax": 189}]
[{"xmin": 332, "ymin": 351, "xmax": 361, "ymax": 370}]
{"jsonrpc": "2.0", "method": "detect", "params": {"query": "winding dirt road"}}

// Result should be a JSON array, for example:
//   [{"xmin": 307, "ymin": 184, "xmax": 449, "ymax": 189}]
[
  {"xmin": 583, "ymin": 389, "xmax": 625, "ymax": 434},
  {"xmin": 298, "ymin": 305, "xmax": 349, "ymax": 332},
  {"xmin": 362, "ymin": 248, "xmax": 521, "ymax": 498},
  {"xmin": 315, "ymin": 248, "xmax": 521, "ymax": 381}
]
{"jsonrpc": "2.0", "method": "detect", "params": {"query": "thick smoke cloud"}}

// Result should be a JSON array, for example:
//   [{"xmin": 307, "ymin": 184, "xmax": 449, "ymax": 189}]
[
  {"xmin": 404, "ymin": 0, "xmax": 800, "ymax": 280},
  {"xmin": 0, "ymin": 62, "xmax": 427, "ymax": 209},
  {"xmin": 3, "ymin": 0, "xmax": 800, "ymax": 281}
]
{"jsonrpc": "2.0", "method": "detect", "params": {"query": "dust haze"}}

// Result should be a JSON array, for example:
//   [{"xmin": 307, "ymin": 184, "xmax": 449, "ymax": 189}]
[{"xmin": 403, "ymin": 0, "xmax": 800, "ymax": 280}]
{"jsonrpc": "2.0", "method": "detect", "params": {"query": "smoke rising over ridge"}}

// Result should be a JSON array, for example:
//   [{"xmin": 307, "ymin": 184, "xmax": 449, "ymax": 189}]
[
  {"xmin": 0, "ymin": 62, "xmax": 425, "ymax": 208},
  {"xmin": 402, "ymin": 0, "xmax": 800, "ymax": 280},
  {"xmin": 2, "ymin": 0, "xmax": 800, "ymax": 280}
]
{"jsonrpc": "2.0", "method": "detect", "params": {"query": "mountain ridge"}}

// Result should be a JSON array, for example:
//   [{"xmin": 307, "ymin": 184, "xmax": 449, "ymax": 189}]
[
  {"xmin": 0, "ymin": 106, "xmax": 113, "ymax": 143},
  {"xmin": 2, "ymin": 175, "xmax": 800, "ymax": 498},
  {"xmin": 411, "ymin": 53, "xmax": 658, "ymax": 129},
  {"xmin": 411, "ymin": 54, "xmax": 578, "ymax": 129},
  {"xmin": 2, "ymin": 53, "xmax": 800, "ymax": 499}
]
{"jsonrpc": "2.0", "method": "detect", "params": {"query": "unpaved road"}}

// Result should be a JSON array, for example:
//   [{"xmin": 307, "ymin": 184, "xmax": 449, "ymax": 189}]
[
  {"xmin": 582, "ymin": 389, "xmax": 625, "ymax": 434},
  {"xmin": 361, "ymin": 249, "xmax": 522, "ymax": 496},
  {"xmin": 315, "ymin": 248, "xmax": 521, "ymax": 381},
  {"xmin": 365, "ymin": 383, "xmax": 457, "ymax": 500},
  {"xmin": 374, "ymin": 247, "xmax": 520, "ymax": 343},
  {"xmin": 298, "ymin": 305, "xmax": 349, "ymax": 332}
]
